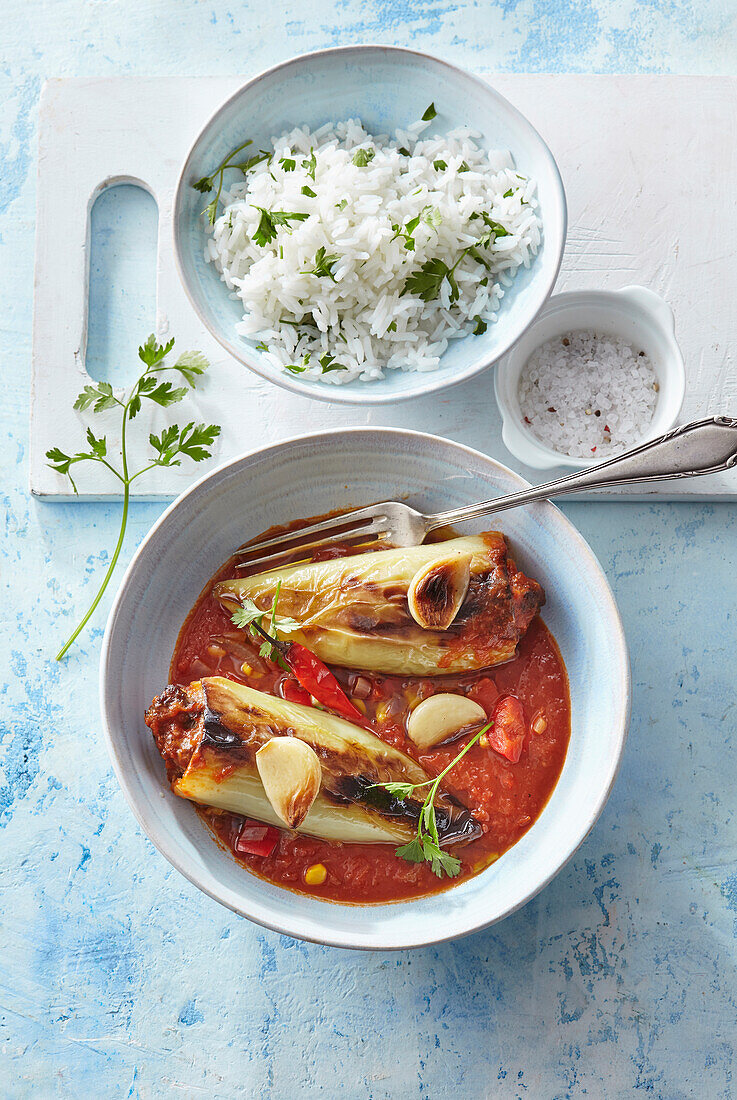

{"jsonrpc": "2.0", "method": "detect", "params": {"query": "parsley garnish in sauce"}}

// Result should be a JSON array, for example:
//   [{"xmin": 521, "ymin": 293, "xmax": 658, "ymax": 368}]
[{"xmin": 373, "ymin": 720, "xmax": 493, "ymax": 879}]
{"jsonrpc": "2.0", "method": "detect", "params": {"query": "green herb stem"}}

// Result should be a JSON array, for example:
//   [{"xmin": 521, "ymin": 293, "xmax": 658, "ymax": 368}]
[
  {"xmin": 48, "ymin": 336, "xmax": 220, "ymax": 659},
  {"xmin": 54, "ymin": 480, "xmax": 129, "ymax": 661}
]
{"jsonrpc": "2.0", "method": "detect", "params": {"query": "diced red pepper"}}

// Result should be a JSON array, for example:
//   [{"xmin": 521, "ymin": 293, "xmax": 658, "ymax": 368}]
[
  {"xmin": 284, "ymin": 642, "xmax": 362, "ymax": 721},
  {"xmin": 234, "ymin": 819, "xmax": 279, "ymax": 857},
  {"xmin": 467, "ymin": 676, "xmax": 499, "ymax": 716},
  {"xmin": 488, "ymin": 694, "xmax": 527, "ymax": 763}
]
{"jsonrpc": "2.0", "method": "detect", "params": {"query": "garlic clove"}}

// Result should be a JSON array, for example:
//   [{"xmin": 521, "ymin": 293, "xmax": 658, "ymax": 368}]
[
  {"xmin": 407, "ymin": 553, "xmax": 472, "ymax": 631},
  {"xmin": 406, "ymin": 693, "xmax": 487, "ymax": 752},
  {"xmin": 255, "ymin": 737, "xmax": 322, "ymax": 829}
]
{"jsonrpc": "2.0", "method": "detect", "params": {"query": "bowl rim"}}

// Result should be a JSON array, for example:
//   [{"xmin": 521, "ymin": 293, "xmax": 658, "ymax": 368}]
[
  {"xmin": 100, "ymin": 426, "xmax": 630, "ymax": 949},
  {"xmin": 494, "ymin": 285, "xmax": 687, "ymax": 470},
  {"xmin": 172, "ymin": 43, "xmax": 567, "ymax": 407}
]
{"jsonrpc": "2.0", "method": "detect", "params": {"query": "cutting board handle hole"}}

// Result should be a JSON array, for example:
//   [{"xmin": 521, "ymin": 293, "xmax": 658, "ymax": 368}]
[{"xmin": 86, "ymin": 181, "xmax": 159, "ymax": 388}]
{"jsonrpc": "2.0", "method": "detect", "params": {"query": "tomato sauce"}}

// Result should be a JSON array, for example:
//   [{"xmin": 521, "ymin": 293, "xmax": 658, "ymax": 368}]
[{"xmin": 168, "ymin": 540, "xmax": 570, "ymax": 905}]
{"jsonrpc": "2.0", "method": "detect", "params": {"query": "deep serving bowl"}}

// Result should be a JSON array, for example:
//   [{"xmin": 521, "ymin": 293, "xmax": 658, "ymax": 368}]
[
  {"xmin": 173, "ymin": 45, "xmax": 567, "ymax": 406},
  {"xmin": 100, "ymin": 428, "xmax": 629, "ymax": 950}
]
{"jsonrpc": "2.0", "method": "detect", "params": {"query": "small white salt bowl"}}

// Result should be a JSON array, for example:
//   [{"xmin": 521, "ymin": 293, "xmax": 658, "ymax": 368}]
[{"xmin": 494, "ymin": 286, "xmax": 686, "ymax": 470}]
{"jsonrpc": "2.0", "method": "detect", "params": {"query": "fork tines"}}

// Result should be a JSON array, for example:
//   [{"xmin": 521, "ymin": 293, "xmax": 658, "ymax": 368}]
[{"xmin": 234, "ymin": 506, "xmax": 389, "ymax": 572}]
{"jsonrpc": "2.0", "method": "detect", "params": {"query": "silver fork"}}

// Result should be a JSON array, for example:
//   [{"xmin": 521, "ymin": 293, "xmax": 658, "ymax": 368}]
[{"xmin": 235, "ymin": 417, "xmax": 737, "ymax": 569}]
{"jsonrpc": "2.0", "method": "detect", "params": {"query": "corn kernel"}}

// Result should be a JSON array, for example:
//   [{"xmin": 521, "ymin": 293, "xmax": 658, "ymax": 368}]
[
  {"xmin": 304, "ymin": 863, "xmax": 327, "ymax": 886},
  {"xmin": 375, "ymin": 701, "xmax": 390, "ymax": 724},
  {"xmin": 207, "ymin": 644, "xmax": 227, "ymax": 659},
  {"xmin": 240, "ymin": 661, "xmax": 254, "ymax": 676},
  {"xmin": 352, "ymin": 699, "xmax": 367, "ymax": 715}
]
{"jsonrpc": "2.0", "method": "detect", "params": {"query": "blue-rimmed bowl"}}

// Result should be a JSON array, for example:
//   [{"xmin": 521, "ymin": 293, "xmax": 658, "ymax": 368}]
[
  {"xmin": 173, "ymin": 45, "xmax": 567, "ymax": 406},
  {"xmin": 100, "ymin": 428, "xmax": 629, "ymax": 949}
]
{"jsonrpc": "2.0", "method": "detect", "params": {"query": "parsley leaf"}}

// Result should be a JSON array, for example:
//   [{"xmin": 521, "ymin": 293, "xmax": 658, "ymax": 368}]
[
  {"xmin": 421, "ymin": 102, "xmax": 437, "ymax": 122},
  {"xmin": 231, "ymin": 585, "xmax": 300, "ymax": 661},
  {"xmin": 138, "ymin": 334, "xmax": 175, "ymax": 368},
  {"xmin": 473, "ymin": 316, "xmax": 487, "ymax": 336},
  {"xmin": 279, "ymin": 157, "xmax": 296, "ymax": 171},
  {"xmin": 170, "ymin": 350, "xmax": 209, "ymax": 387},
  {"xmin": 73, "ymin": 382, "xmax": 119, "ymax": 414},
  {"xmin": 381, "ymin": 782, "xmax": 414, "ymax": 800},
  {"xmin": 392, "ymin": 214, "xmax": 421, "ymax": 251},
  {"xmin": 252, "ymin": 207, "xmax": 309, "ymax": 246},
  {"xmin": 458, "ymin": 160, "xmax": 470, "ymax": 173},
  {"xmin": 319, "ymin": 353, "xmax": 347, "ymax": 373},
  {"xmin": 481, "ymin": 213, "xmax": 509, "ymax": 237},
  {"xmin": 503, "ymin": 188, "xmax": 514, "ymax": 198},
  {"xmin": 433, "ymin": 159, "xmax": 447, "ymax": 171},
  {"xmin": 403, "ymin": 257, "xmax": 452, "ymax": 302},
  {"xmin": 302, "ymin": 149, "xmax": 317, "ymax": 179},
  {"xmin": 149, "ymin": 421, "xmax": 221, "ymax": 465},
  {"xmin": 145, "ymin": 380, "xmax": 188, "ymax": 408},
  {"xmin": 352, "ymin": 147, "xmax": 375, "ymax": 167},
  {"xmin": 398, "ymin": 146, "xmax": 411, "ymax": 157},
  {"xmin": 302, "ymin": 245, "xmax": 339, "ymax": 280},
  {"xmin": 231, "ymin": 600, "xmax": 268, "ymax": 630},
  {"xmin": 396, "ymin": 837, "xmax": 426, "ymax": 864},
  {"xmin": 301, "ymin": 185, "xmax": 317, "ymax": 197},
  {"xmin": 335, "ymin": 198, "xmax": 348, "ymax": 210},
  {"xmin": 285, "ymin": 363, "xmax": 307, "ymax": 374},
  {"xmin": 422, "ymin": 205, "xmax": 442, "ymax": 228}
]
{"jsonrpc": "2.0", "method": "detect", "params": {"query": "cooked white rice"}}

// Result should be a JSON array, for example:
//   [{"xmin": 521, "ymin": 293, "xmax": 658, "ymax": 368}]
[
  {"xmin": 518, "ymin": 330, "xmax": 659, "ymax": 459},
  {"xmin": 204, "ymin": 114, "xmax": 541, "ymax": 384}
]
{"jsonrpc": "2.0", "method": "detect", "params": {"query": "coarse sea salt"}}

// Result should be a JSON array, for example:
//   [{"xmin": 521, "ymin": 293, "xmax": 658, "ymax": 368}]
[{"xmin": 517, "ymin": 330, "xmax": 659, "ymax": 459}]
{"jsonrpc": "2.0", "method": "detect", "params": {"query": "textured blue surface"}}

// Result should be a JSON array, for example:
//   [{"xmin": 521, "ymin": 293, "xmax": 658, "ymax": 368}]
[{"xmin": 3, "ymin": 2, "xmax": 737, "ymax": 1096}]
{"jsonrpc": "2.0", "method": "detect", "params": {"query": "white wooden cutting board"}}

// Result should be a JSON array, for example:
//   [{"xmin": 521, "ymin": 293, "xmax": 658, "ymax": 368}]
[{"xmin": 30, "ymin": 75, "xmax": 737, "ymax": 500}]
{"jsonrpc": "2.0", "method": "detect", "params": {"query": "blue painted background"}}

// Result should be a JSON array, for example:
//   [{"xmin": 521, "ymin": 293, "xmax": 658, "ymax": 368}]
[{"xmin": 3, "ymin": 2, "xmax": 737, "ymax": 1096}]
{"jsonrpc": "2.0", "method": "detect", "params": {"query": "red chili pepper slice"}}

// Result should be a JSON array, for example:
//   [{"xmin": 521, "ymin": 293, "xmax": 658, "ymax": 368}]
[
  {"xmin": 488, "ymin": 693, "xmax": 526, "ymax": 763},
  {"xmin": 283, "ymin": 642, "xmax": 363, "ymax": 721},
  {"xmin": 279, "ymin": 677, "xmax": 313, "ymax": 706},
  {"xmin": 234, "ymin": 819, "xmax": 279, "ymax": 858}
]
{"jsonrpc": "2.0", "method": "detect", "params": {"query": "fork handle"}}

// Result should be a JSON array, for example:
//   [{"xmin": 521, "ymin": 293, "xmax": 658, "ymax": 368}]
[{"xmin": 427, "ymin": 417, "xmax": 737, "ymax": 529}]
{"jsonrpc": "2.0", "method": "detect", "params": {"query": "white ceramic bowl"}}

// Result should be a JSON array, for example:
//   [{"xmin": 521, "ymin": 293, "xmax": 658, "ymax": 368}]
[
  {"xmin": 173, "ymin": 45, "xmax": 567, "ymax": 406},
  {"xmin": 100, "ymin": 429, "xmax": 630, "ymax": 950},
  {"xmin": 494, "ymin": 286, "xmax": 686, "ymax": 469}
]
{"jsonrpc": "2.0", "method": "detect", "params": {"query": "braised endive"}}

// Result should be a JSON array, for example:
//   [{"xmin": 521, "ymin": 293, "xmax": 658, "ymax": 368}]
[
  {"xmin": 146, "ymin": 678, "xmax": 481, "ymax": 847},
  {"xmin": 215, "ymin": 534, "xmax": 544, "ymax": 675}
]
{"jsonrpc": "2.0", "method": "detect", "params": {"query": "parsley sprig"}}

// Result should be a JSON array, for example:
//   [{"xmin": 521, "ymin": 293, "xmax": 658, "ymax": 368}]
[
  {"xmin": 373, "ymin": 719, "xmax": 492, "ymax": 878},
  {"xmin": 403, "ymin": 218, "xmax": 507, "ymax": 303},
  {"xmin": 392, "ymin": 215, "xmax": 421, "ymax": 251},
  {"xmin": 231, "ymin": 580, "xmax": 300, "ymax": 659},
  {"xmin": 352, "ymin": 147, "xmax": 375, "ymax": 167},
  {"xmin": 301, "ymin": 245, "xmax": 339, "ymax": 280},
  {"xmin": 193, "ymin": 140, "xmax": 271, "ymax": 224},
  {"xmin": 252, "ymin": 207, "xmax": 309, "ymax": 247},
  {"xmin": 47, "ymin": 336, "xmax": 220, "ymax": 659}
]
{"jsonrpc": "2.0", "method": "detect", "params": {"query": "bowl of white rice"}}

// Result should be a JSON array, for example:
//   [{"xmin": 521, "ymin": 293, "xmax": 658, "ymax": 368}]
[
  {"xmin": 494, "ymin": 286, "xmax": 686, "ymax": 469},
  {"xmin": 173, "ymin": 45, "xmax": 566, "ymax": 405}
]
